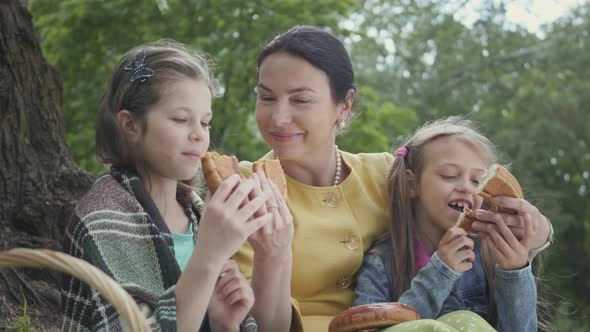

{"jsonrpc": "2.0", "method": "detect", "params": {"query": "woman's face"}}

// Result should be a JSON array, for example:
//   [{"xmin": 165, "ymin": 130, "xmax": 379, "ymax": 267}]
[{"xmin": 256, "ymin": 52, "xmax": 346, "ymax": 162}]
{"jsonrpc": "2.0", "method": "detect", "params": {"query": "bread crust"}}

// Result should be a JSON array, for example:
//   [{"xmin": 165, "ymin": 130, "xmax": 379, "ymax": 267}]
[
  {"xmin": 456, "ymin": 164, "xmax": 524, "ymax": 232},
  {"xmin": 328, "ymin": 303, "xmax": 420, "ymax": 332},
  {"xmin": 456, "ymin": 207, "xmax": 478, "ymax": 233},
  {"xmin": 253, "ymin": 159, "xmax": 288, "ymax": 198},
  {"xmin": 201, "ymin": 152, "xmax": 242, "ymax": 194},
  {"xmin": 478, "ymin": 164, "xmax": 523, "ymax": 213},
  {"xmin": 202, "ymin": 153, "xmax": 287, "ymax": 198}
]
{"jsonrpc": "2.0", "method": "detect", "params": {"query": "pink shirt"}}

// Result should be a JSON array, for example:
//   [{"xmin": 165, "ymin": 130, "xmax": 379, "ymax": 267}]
[{"xmin": 415, "ymin": 240, "xmax": 432, "ymax": 270}]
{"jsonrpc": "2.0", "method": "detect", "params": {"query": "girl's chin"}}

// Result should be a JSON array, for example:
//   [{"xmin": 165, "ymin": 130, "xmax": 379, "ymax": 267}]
[{"xmin": 177, "ymin": 168, "xmax": 200, "ymax": 181}]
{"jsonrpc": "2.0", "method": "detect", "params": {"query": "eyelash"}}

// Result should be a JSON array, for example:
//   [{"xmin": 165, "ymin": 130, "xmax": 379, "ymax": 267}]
[
  {"xmin": 258, "ymin": 96, "xmax": 311, "ymax": 105},
  {"xmin": 442, "ymin": 175, "xmax": 481, "ymax": 185},
  {"xmin": 172, "ymin": 118, "xmax": 210, "ymax": 129},
  {"xmin": 293, "ymin": 99, "xmax": 310, "ymax": 105},
  {"xmin": 259, "ymin": 95, "xmax": 275, "ymax": 102}
]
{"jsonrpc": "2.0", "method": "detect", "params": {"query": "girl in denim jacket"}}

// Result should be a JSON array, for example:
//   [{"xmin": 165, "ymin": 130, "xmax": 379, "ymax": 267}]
[{"xmin": 354, "ymin": 117, "xmax": 551, "ymax": 332}]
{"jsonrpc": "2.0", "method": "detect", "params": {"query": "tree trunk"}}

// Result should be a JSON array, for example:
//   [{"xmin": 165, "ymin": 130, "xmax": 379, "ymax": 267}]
[
  {"xmin": 0, "ymin": 0, "xmax": 93, "ymax": 248},
  {"xmin": 0, "ymin": 0, "xmax": 93, "ymax": 327}
]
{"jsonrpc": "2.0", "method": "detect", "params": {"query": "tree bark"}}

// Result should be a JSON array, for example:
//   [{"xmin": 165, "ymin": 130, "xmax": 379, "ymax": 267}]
[
  {"xmin": 0, "ymin": 0, "xmax": 93, "ymax": 249},
  {"xmin": 0, "ymin": 1, "xmax": 94, "ymax": 327}
]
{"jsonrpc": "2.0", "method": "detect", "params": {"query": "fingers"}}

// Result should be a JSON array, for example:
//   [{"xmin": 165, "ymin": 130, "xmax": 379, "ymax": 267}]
[
  {"xmin": 224, "ymin": 178, "xmax": 255, "ymax": 211},
  {"xmin": 449, "ymin": 233, "xmax": 475, "ymax": 253},
  {"xmin": 482, "ymin": 226, "xmax": 513, "ymax": 257},
  {"xmin": 521, "ymin": 210, "xmax": 534, "ymax": 249},
  {"xmin": 441, "ymin": 248, "xmax": 474, "ymax": 273},
  {"xmin": 475, "ymin": 209, "xmax": 523, "ymax": 228},
  {"xmin": 215, "ymin": 260, "xmax": 254, "ymax": 305},
  {"xmin": 438, "ymin": 228, "xmax": 475, "ymax": 273},
  {"xmin": 480, "ymin": 223, "xmax": 529, "ymax": 270},
  {"xmin": 473, "ymin": 210, "xmax": 525, "ymax": 241},
  {"xmin": 475, "ymin": 210, "xmax": 522, "ymax": 248},
  {"xmin": 216, "ymin": 260, "xmax": 240, "ymax": 291},
  {"xmin": 260, "ymin": 177, "xmax": 280, "ymax": 227},
  {"xmin": 483, "ymin": 235, "xmax": 505, "ymax": 263},
  {"xmin": 239, "ymin": 192, "xmax": 271, "ymax": 221},
  {"xmin": 491, "ymin": 196, "xmax": 538, "ymax": 216},
  {"xmin": 209, "ymin": 174, "xmax": 242, "ymax": 202},
  {"xmin": 440, "ymin": 227, "xmax": 468, "ymax": 246},
  {"xmin": 245, "ymin": 212, "xmax": 273, "ymax": 234},
  {"xmin": 268, "ymin": 179, "xmax": 288, "ymax": 213},
  {"xmin": 250, "ymin": 173, "xmax": 268, "ymax": 217}
]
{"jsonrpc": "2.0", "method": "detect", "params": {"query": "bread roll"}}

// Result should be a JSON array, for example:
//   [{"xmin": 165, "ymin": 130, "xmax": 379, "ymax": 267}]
[
  {"xmin": 201, "ymin": 153, "xmax": 287, "ymax": 199},
  {"xmin": 456, "ymin": 207, "xmax": 478, "ymax": 233},
  {"xmin": 456, "ymin": 164, "xmax": 524, "ymax": 232},
  {"xmin": 201, "ymin": 151, "xmax": 242, "ymax": 194},
  {"xmin": 328, "ymin": 302, "xmax": 420, "ymax": 332},
  {"xmin": 477, "ymin": 164, "xmax": 523, "ymax": 213},
  {"xmin": 253, "ymin": 159, "xmax": 287, "ymax": 198}
]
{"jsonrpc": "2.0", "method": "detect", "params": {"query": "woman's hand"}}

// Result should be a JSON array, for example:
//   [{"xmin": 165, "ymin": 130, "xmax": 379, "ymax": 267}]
[
  {"xmin": 208, "ymin": 260, "xmax": 254, "ymax": 332},
  {"xmin": 197, "ymin": 174, "xmax": 273, "ymax": 264},
  {"xmin": 246, "ymin": 173, "xmax": 294, "ymax": 332},
  {"xmin": 471, "ymin": 196, "xmax": 551, "ymax": 251},
  {"xmin": 437, "ymin": 227, "xmax": 475, "ymax": 273},
  {"xmin": 476, "ymin": 209, "xmax": 532, "ymax": 270},
  {"xmin": 247, "ymin": 172, "xmax": 294, "ymax": 260}
]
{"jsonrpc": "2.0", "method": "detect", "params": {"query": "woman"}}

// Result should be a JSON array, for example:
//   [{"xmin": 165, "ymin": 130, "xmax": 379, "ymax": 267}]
[{"xmin": 236, "ymin": 26, "xmax": 554, "ymax": 332}]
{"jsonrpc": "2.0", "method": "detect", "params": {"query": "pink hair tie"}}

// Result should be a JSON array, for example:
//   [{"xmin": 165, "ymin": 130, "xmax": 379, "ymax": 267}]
[{"xmin": 395, "ymin": 146, "xmax": 408, "ymax": 158}]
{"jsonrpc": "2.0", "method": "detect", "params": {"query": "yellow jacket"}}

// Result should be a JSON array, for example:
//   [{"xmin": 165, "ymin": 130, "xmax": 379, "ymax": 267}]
[{"xmin": 235, "ymin": 151, "xmax": 393, "ymax": 332}]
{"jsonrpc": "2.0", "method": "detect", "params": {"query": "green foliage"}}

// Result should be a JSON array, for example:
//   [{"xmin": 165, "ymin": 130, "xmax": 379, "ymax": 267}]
[
  {"xmin": 10, "ymin": 298, "xmax": 38, "ymax": 332},
  {"xmin": 337, "ymin": 86, "xmax": 418, "ymax": 153},
  {"xmin": 29, "ymin": 0, "xmax": 358, "ymax": 171}
]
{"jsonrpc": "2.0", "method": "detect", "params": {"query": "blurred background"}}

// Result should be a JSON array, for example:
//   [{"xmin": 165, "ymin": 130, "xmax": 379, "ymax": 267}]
[{"xmin": 22, "ymin": 0, "xmax": 590, "ymax": 330}]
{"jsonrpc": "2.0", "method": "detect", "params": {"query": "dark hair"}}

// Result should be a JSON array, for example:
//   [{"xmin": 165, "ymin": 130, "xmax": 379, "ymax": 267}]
[
  {"xmin": 257, "ymin": 25, "xmax": 355, "ymax": 104},
  {"xmin": 96, "ymin": 39, "xmax": 217, "ymax": 170}
]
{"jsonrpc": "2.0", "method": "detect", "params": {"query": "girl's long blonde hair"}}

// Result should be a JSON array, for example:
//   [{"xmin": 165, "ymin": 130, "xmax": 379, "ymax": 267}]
[{"xmin": 388, "ymin": 116, "xmax": 498, "ymax": 321}]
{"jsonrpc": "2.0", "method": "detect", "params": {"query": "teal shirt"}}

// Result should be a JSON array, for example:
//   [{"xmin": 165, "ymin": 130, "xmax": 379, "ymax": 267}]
[{"xmin": 171, "ymin": 224, "xmax": 195, "ymax": 271}]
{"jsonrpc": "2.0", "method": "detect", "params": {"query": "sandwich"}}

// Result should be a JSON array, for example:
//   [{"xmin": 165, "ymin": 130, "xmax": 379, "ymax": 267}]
[
  {"xmin": 201, "ymin": 151, "xmax": 242, "ymax": 194},
  {"xmin": 253, "ymin": 159, "xmax": 288, "ymax": 198},
  {"xmin": 201, "ymin": 152, "xmax": 287, "ymax": 198},
  {"xmin": 456, "ymin": 164, "xmax": 524, "ymax": 233}
]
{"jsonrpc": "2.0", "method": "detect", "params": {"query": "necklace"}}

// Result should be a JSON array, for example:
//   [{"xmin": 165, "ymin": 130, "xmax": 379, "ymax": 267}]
[
  {"xmin": 333, "ymin": 145, "xmax": 342, "ymax": 186},
  {"xmin": 272, "ymin": 145, "xmax": 342, "ymax": 186}
]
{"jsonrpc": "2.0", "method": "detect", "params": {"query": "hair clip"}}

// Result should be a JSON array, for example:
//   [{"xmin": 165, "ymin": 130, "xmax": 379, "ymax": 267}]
[
  {"xmin": 124, "ymin": 50, "xmax": 155, "ymax": 83},
  {"xmin": 395, "ymin": 146, "xmax": 409, "ymax": 158}
]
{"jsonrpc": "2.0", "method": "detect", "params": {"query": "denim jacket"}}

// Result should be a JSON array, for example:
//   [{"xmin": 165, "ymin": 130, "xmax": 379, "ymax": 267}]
[{"xmin": 353, "ymin": 238, "xmax": 537, "ymax": 332}]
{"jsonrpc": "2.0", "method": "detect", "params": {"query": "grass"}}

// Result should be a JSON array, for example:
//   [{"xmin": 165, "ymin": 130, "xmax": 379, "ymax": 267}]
[{"xmin": 10, "ymin": 298, "xmax": 39, "ymax": 332}]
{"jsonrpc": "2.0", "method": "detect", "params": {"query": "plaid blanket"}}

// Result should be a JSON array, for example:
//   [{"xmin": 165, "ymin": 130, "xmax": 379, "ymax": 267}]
[{"xmin": 61, "ymin": 170, "xmax": 256, "ymax": 331}]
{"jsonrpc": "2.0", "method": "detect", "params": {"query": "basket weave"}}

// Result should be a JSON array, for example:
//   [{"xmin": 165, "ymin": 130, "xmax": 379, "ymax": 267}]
[{"xmin": 0, "ymin": 248, "xmax": 150, "ymax": 331}]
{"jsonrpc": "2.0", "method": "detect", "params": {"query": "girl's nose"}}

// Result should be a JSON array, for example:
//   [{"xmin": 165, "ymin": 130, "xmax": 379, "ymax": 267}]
[
  {"xmin": 189, "ymin": 123, "xmax": 207, "ymax": 141},
  {"xmin": 457, "ymin": 177, "xmax": 476, "ymax": 193}
]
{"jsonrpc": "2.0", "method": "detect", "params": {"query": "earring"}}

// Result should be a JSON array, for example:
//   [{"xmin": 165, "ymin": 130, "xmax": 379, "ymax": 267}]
[{"xmin": 338, "ymin": 119, "xmax": 346, "ymax": 129}]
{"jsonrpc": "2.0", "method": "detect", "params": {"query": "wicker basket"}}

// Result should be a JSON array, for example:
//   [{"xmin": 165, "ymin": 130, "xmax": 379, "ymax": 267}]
[{"xmin": 0, "ymin": 248, "xmax": 150, "ymax": 331}]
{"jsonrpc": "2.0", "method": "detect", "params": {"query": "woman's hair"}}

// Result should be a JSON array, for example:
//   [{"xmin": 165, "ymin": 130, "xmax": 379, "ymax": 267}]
[
  {"xmin": 257, "ymin": 25, "xmax": 355, "ymax": 130},
  {"xmin": 96, "ymin": 39, "xmax": 217, "ymax": 172},
  {"xmin": 387, "ymin": 116, "xmax": 499, "ymax": 319}
]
